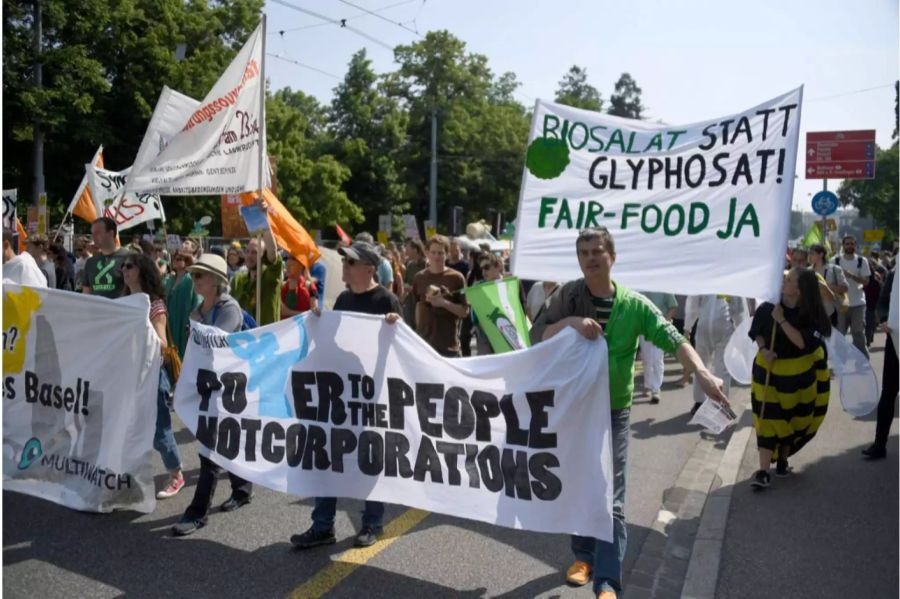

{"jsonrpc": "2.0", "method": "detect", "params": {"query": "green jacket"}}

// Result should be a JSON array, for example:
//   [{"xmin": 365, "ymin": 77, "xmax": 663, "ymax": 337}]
[{"xmin": 530, "ymin": 280, "xmax": 686, "ymax": 410}]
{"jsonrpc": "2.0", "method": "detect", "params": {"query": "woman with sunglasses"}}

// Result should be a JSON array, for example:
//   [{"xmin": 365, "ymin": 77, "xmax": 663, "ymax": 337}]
[
  {"xmin": 122, "ymin": 253, "xmax": 185, "ymax": 501},
  {"xmin": 173, "ymin": 253, "xmax": 252, "ymax": 536}
]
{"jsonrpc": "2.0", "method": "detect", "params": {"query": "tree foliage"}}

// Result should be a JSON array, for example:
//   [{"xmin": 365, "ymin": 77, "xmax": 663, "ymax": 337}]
[
  {"xmin": 837, "ymin": 142, "xmax": 899, "ymax": 234},
  {"xmin": 5, "ymin": 10, "xmax": 666, "ymax": 239},
  {"xmin": 554, "ymin": 65, "xmax": 603, "ymax": 112},
  {"xmin": 608, "ymin": 72, "xmax": 645, "ymax": 119},
  {"xmin": 3, "ymin": 0, "xmax": 264, "ymax": 230}
]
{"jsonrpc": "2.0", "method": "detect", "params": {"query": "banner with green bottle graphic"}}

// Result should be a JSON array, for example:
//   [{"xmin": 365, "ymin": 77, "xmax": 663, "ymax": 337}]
[{"xmin": 465, "ymin": 277, "xmax": 531, "ymax": 354}]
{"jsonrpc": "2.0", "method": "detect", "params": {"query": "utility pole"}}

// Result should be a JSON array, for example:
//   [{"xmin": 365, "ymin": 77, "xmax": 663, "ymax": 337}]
[
  {"xmin": 429, "ymin": 107, "xmax": 437, "ymax": 227},
  {"xmin": 32, "ymin": 0, "xmax": 45, "ymax": 208}
]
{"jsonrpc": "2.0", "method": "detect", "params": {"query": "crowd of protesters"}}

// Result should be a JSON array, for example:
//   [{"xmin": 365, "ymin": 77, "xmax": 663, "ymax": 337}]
[{"xmin": 2, "ymin": 216, "xmax": 897, "ymax": 599}]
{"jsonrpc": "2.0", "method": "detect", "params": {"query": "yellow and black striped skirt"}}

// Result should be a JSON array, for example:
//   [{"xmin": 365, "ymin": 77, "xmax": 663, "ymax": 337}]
[{"xmin": 750, "ymin": 346, "xmax": 830, "ymax": 461}]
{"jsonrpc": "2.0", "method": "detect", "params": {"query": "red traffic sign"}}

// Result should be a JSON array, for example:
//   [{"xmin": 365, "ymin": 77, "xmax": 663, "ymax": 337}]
[{"xmin": 806, "ymin": 130, "xmax": 876, "ymax": 180}]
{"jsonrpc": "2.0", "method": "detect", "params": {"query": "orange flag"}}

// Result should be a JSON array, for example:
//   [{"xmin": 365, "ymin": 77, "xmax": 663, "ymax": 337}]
[
  {"xmin": 15, "ymin": 217, "xmax": 27, "ymax": 253},
  {"xmin": 239, "ymin": 188, "xmax": 320, "ymax": 270},
  {"xmin": 67, "ymin": 146, "xmax": 105, "ymax": 222}
]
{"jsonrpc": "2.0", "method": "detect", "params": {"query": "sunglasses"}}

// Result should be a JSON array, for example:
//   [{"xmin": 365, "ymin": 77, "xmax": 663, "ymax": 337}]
[
  {"xmin": 342, "ymin": 257, "xmax": 358, "ymax": 266},
  {"xmin": 123, "ymin": 263, "xmax": 136, "ymax": 270}
]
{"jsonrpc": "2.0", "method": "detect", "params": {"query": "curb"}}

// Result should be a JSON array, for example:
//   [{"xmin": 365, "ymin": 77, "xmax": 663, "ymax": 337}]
[
  {"xmin": 680, "ymin": 403, "xmax": 755, "ymax": 599},
  {"xmin": 624, "ymin": 395, "xmax": 752, "ymax": 599}
]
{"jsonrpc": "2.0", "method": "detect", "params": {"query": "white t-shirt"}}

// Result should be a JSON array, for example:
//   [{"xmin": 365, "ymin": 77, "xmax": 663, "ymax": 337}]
[
  {"xmin": 836, "ymin": 254, "xmax": 871, "ymax": 308},
  {"xmin": 3, "ymin": 252, "xmax": 48, "ymax": 288}
]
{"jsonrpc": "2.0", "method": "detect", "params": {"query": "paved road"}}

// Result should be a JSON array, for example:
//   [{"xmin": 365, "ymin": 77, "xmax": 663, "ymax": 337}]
[
  {"xmin": 4, "ymin": 354, "xmax": 723, "ymax": 598},
  {"xmin": 717, "ymin": 334, "xmax": 898, "ymax": 599}
]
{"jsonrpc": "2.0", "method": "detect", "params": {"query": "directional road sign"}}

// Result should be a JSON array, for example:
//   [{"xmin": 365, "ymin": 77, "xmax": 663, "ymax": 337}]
[{"xmin": 806, "ymin": 130, "xmax": 876, "ymax": 179}]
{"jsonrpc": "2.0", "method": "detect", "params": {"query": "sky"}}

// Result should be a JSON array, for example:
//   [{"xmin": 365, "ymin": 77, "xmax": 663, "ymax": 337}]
[{"xmin": 264, "ymin": 0, "xmax": 899, "ymax": 213}]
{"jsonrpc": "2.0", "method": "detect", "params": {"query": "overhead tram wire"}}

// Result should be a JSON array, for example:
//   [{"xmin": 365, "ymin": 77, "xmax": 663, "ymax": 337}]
[
  {"xmin": 269, "ymin": 0, "xmax": 420, "ymax": 36},
  {"xmin": 267, "ymin": 53, "xmax": 342, "ymax": 79},
  {"xmin": 270, "ymin": 0, "xmax": 396, "ymax": 51},
  {"xmin": 337, "ymin": 0, "xmax": 423, "ymax": 36},
  {"xmin": 807, "ymin": 83, "xmax": 895, "ymax": 103}
]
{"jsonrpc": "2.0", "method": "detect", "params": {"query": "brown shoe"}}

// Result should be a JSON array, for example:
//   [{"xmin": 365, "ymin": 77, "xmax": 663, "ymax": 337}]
[
  {"xmin": 597, "ymin": 591, "xmax": 617, "ymax": 599},
  {"xmin": 565, "ymin": 560, "xmax": 592, "ymax": 586}
]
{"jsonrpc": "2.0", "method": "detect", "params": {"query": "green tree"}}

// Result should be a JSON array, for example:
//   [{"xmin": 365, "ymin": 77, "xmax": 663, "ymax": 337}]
[
  {"xmin": 608, "ymin": 72, "xmax": 645, "ymax": 119},
  {"xmin": 837, "ymin": 142, "xmax": 899, "ymax": 233},
  {"xmin": 385, "ymin": 31, "xmax": 529, "ymax": 229},
  {"xmin": 554, "ymin": 65, "xmax": 603, "ymax": 112},
  {"xmin": 3, "ymin": 0, "xmax": 263, "ymax": 230},
  {"xmin": 329, "ymin": 49, "xmax": 408, "ymax": 233},
  {"xmin": 267, "ymin": 88, "xmax": 360, "ymax": 229}
]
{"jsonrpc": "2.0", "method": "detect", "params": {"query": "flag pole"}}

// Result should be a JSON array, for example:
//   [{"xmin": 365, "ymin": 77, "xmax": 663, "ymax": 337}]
[
  {"xmin": 50, "ymin": 211, "xmax": 71, "ymax": 244},
  {"xmin": 254, "ymin": 13, "xmax": 267, "ymax": 325}
]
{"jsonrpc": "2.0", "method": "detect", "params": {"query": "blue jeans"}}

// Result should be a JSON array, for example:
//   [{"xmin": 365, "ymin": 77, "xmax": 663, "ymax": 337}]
[
  {"xmin": 571, "ymin": 407, "xmax": 629, "ymax": 594},
  {"xmin": 311, "ymin": 497, "xmax": 385, "ymax": 532},
  {"xmin": 154, "ymin": 369, "xmax": 181, "ymax": 471}
]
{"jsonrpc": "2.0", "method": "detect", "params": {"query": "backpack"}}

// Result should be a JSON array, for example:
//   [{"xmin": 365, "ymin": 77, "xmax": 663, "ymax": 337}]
[{"xmin": 211, "ymin": 303, "xmax": 258, "ymax": 331}]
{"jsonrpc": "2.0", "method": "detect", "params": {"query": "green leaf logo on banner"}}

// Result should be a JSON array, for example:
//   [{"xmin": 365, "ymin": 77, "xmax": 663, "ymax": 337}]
[{"xmin": 525, "ymin": 137, "xmax": 569, "ymax": 180}]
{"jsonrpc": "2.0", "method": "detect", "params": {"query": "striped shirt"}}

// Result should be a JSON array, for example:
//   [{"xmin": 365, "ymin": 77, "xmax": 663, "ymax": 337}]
[
  {"xmin": 591, "ymin": 295, "xmax": 615, "ymax": 327},
  {"xmin": 150, "ymin": 298, "xmax": 167, "ymax": 321}
]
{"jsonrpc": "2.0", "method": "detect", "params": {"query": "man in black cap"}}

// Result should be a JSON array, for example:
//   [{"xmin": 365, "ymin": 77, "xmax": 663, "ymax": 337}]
[{"xmin": 291, "ymin": 241, "xmax": 403, "ymax": 549}]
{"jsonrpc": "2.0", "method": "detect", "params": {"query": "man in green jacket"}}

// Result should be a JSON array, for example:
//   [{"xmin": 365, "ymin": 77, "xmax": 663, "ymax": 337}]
[
  {"xmin": 231, "ymin": 224, "xmax": 282, "ymax": 326},
  {"xmin": 530, "ymin": 227, "xmax": 727, "ymax": 599}
]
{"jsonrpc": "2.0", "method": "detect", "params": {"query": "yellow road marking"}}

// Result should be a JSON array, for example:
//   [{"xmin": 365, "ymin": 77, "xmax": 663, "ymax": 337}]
[{"xmin": 288, "ymin": 508, "xmax": 430, "ymax": 598}]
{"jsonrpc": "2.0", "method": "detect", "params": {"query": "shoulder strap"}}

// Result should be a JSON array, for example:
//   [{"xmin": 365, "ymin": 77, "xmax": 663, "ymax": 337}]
[{"xmin": 858, "ymin": 256, "xmax": 864, "ymax": 269}]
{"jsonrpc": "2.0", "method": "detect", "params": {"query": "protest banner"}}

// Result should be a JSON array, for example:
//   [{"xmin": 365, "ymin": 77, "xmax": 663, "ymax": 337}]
[
  {"xmin": 221, "ymin": 194, "xmax": 250, "ymax": 238},
  {"xmin": 465, "ymin": 277, "xmax": 531, "ymax": 353},
  {"xmin": 511, "ymin": 87, "xmax": 803, "ymax": 300},
  {"xmin": 126, "ymin": 22, "xmax": 268, "ymax": 195},
  {"xmin": 175, "ymin": 312, "xmax": 614, "ymax": 539},
  {"xmin": 3, "ymin": 189, "xmax": 17, "ymax": 231},
  {"xmin": 2, "ymin": 285, "xmax": 160, "ymax": 513},
  {"xmin": 85, "ymin": 164, "xmax": 165, "ymax": 231}
]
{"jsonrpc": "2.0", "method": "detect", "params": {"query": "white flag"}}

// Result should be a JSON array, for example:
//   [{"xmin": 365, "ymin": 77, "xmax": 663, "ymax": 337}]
[
  {"xmin": 125, "ymin": 22, "xmax": 267, "ymax": 195},
  {"xmin": 130, "ymin": 86, "xmax": 201, "ymax": 181},
  {"xmin": 86, "ymin": 164, "xmax": 165, "ymax": 231},
  {"xmin": 2, "ymin": 189, "xmax": 17, "ymax": 230}
]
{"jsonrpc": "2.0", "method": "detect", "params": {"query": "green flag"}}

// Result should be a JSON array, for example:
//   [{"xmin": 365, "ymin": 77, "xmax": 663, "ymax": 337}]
[
  {"xmin": 801, "ymin": 222, "xmax": 823, "ymax": 247},
  {"xmin": 464, "ymin": 277, "xmax": 531, "ymax": 354}
]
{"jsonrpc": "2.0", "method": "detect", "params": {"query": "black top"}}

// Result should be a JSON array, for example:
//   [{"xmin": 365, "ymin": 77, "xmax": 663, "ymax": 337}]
[
  {"xmin": 447, "ymin": 260, "xmax": 470, "ymax": 280},
  {"xmin": 82, "ymin": 248, "xmax": 135, "ymax": 298},
  {"xmin": 749, "ymin": 302, "xmax": 824, "ymax": 359},
  {"xmin": 334, "ymin": 285, "xmax": 402, "ymax": 316}
]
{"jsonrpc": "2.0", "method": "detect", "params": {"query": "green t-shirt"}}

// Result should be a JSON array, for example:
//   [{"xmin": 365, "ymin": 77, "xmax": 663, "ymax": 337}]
[
  {"xmin": 230, "ymin": 253, "xmax": 283, "ymax": 325},
  {"xmin": 82, "ymin": 248, "xmax": 134, "ymax": 298}
]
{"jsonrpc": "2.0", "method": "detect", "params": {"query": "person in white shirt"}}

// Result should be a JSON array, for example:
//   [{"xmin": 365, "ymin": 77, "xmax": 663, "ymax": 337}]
[
  {"xmin": 525, "ymin": 281, "xmax": 559, "ymax": 322},
  {"xmin": 834, "ymin": 235, "xmax": 871, "ymax": 358},
  {"xmin": 862, "ymin": 266, "xmax": 898, "ymax": 460},
  {"xmin": 685, "ymin": 294, "xmax": 747, "ymax": 414},
  {"xmin": 2, "ymin": 227, "xmax": 47, "ymax": 288},
  {"xmin": 809, "ymin": 243, "xmax": 848, "ymax": 322}
]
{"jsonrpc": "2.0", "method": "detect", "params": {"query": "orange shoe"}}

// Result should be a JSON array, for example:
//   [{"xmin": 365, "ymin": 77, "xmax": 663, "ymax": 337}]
[{"xmin": 565, "ymin": 560, "xmax": 592, "ymax": 586}]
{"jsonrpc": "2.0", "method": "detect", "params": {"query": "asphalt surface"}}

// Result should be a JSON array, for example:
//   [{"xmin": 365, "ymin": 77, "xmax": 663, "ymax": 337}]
[
  {"xmin": 3, "ymin": 350, "xmax": 714, "ymax": 598},
  {"xmin": 10, "ymin": 334, "xmax": 891, "ymax": 599},
  {"xmin": 717, "ymin": 333, "xmax": 898, "ymax": 599}
]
